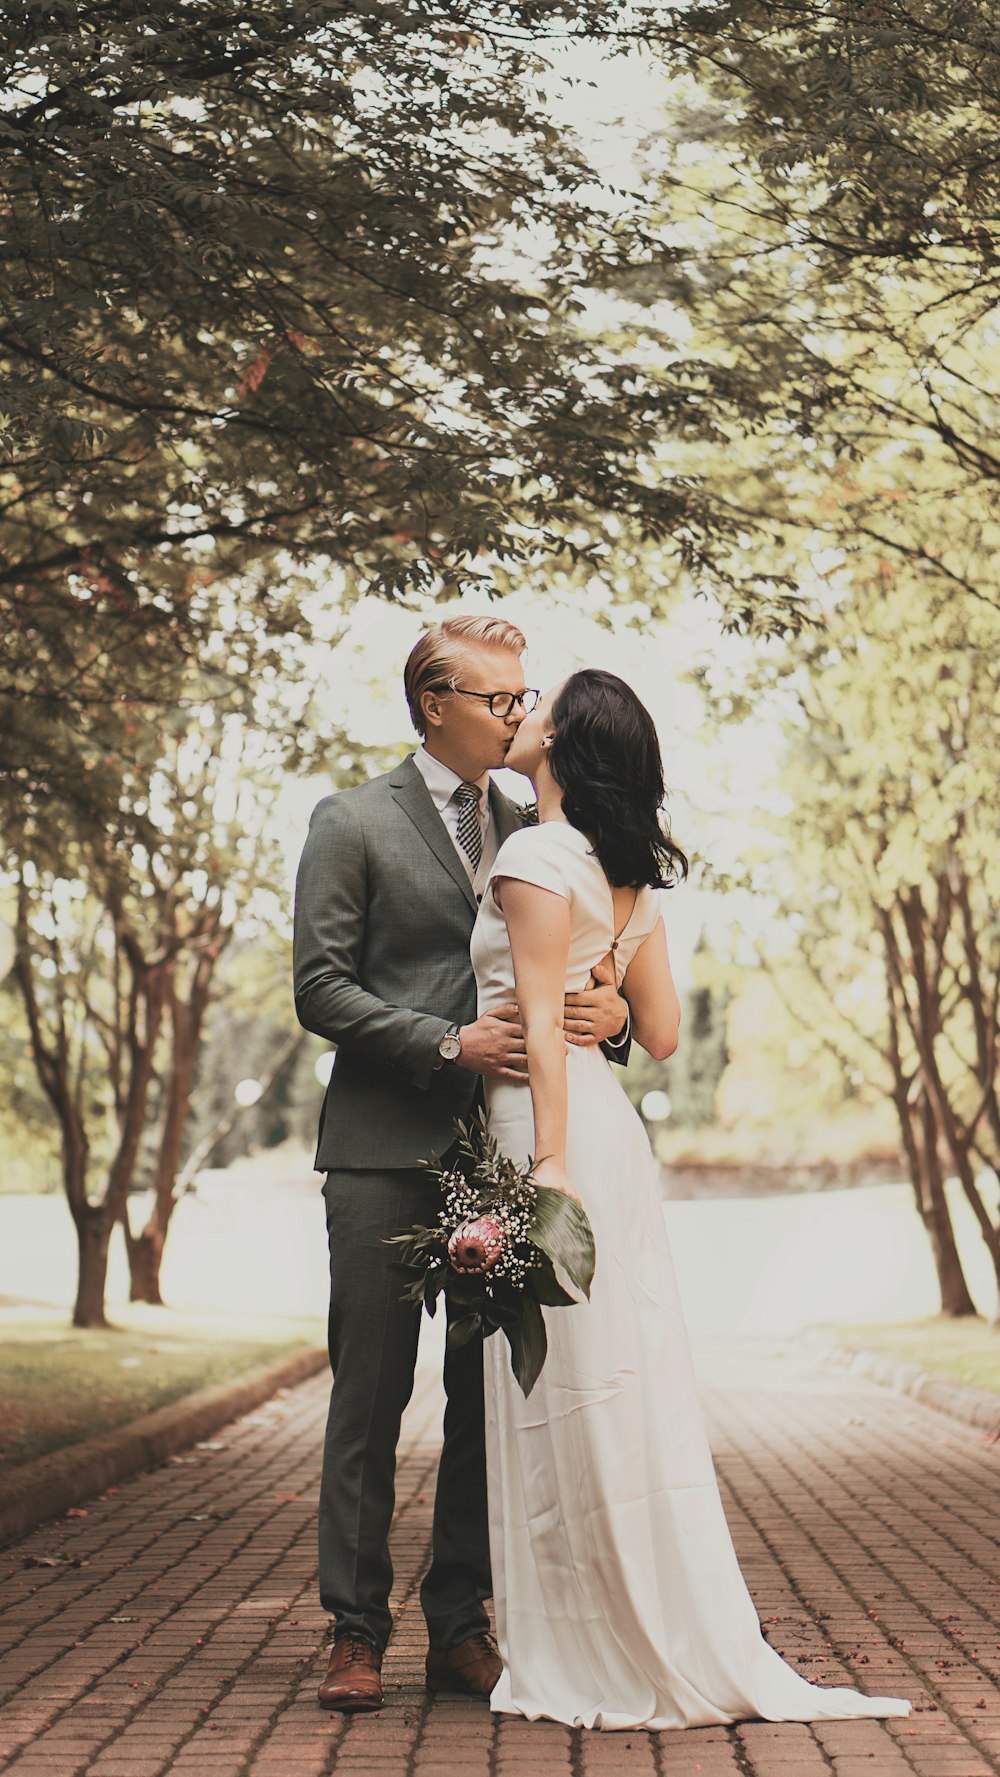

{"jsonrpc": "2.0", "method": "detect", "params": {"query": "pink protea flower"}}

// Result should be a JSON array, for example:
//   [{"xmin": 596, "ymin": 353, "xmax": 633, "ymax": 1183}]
[{"xmin": 448, "ymin": 1214, "xmax": 504, "ymax": 1274}]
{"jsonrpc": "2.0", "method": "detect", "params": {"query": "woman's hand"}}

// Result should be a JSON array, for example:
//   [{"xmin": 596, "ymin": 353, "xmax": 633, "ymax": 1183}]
[{"xmin": 533, "ymin": 1156, "xmax": 580, "ymax": 1201}]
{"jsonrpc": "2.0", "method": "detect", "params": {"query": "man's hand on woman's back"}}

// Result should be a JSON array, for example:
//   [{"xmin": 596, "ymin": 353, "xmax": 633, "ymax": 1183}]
[
  {"xmin": 458, "ymin": 957, "xmax": 629, "ymax": 1082},
  {"xmin": 564, "ymin": 960, "xmax": 629, "ymax": 1047}
]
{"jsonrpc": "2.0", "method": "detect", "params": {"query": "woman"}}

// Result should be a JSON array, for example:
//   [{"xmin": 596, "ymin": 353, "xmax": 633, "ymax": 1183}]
[{"xmin": 469, "ymin": 668, "xmax": 910, "ymax": 1732}]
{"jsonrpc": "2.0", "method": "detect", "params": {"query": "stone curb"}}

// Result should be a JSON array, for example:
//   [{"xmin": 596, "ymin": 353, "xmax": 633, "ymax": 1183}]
[
  {"xmin": 0, "ymin": 1343, "xmax": 328, "ymax": 1550},
  {"xmin": 802, "ymin": 1327, "xmax": 1000, "ymax": 1436}
]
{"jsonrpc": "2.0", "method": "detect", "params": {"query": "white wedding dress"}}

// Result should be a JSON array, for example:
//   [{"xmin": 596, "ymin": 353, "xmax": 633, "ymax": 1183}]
[{"xmin": 470, "ymin": 821, "xmax": 910, "ymax": 1732}]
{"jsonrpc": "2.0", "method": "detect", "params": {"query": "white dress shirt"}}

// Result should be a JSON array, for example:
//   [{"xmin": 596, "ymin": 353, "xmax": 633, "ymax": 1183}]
[{"xmin": 412, "ymin": 746, "xmax": 500, "ymax": 893}]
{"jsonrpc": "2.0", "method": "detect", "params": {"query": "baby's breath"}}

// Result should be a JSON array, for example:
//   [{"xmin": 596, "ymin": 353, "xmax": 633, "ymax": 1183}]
[
  {"xmin": 435, "ymin": 1147, "xmax": 540, "ymax": 1295},
  {"xmin": 439, "ymin": 1170, "xmax": 483, "ymax": 1229}
]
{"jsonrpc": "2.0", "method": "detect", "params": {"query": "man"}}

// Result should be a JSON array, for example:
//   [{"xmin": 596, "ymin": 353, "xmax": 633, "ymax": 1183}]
[{"xmin": 293, "ymin": 615, "xmax": 629, "ymax": 1713}]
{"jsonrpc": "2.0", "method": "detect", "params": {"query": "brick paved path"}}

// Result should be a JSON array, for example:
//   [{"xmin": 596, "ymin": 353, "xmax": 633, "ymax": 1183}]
[{"xmin": 1, "ymin": 1337, "xmax": 998, "ymax": 1777}]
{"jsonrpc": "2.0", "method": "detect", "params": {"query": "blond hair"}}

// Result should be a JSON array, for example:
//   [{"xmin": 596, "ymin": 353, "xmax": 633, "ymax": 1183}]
[{"xmin": 404, "ymin": 614, "xmax": 527, "ymax": 735}]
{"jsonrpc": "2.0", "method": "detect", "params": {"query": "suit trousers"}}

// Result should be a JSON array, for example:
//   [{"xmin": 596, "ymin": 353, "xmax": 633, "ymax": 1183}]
[{"xmin": 319, "ymin": 1163, "xmax": 492, "ymax": 1652}]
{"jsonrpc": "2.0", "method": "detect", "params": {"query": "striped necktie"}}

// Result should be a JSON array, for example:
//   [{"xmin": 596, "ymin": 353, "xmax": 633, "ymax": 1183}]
[{"xmin": 454, "ymin": 781, "xmax": 483, "ymax": 877}]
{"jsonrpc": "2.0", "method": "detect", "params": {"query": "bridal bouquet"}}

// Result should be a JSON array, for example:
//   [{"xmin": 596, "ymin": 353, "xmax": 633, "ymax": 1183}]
[{"xmin": 387, "ymin": 1110, "xmax": 595, "ymax": 1397}]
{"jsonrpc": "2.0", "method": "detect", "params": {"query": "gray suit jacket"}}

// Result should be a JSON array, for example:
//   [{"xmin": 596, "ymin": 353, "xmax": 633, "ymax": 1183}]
[{"xmin": 293, "ymin": 752, "xmax": 524, "ymax": 1171}]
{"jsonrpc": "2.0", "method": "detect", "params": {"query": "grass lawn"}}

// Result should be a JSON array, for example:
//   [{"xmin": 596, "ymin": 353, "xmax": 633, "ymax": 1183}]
[
  {"xmin": 0, "ymin": 1305, "xmax": 326, "ymax": 1471},
  {"xmin": 831, "ymin": 1316, "xmax": 1000, "ymax": 1395}
]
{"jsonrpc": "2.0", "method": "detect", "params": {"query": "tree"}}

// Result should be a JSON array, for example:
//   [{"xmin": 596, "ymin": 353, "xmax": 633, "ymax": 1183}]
[
  {"xmin": 8, "ymin": 1, "xmax": 998, "ymax": 775},
  {"xmin": 9, "ymin": 0, "xmax": 1000, "ymax": 1320},
  {"xmin": 8, "ymin": 684, "xmax": 290, "ymax": 1324},
  {"xmin": 1, "ymin": 0, "xmax": 769, "ymax": 812},
  {"xmin": 171, "ymin": 1016, "xmax": 307, "ymax": 1188},
  {"xmin": 604, "ymin": 15, "xmax": 1000, "ymax": 1310},
  {"xmin": 621, "ymin": 939, "xmax": 729, "ymax": 1131},
  {"xmin": 14, "ymin": 834, "xmax": 171, "ymax": 1326},
  {"xmin": 661, "ymin": 935, "xmax": 730, "ymax": 1130},
  {"xmin": 562, "ymin": 3, "xmax": 998, "ymax": 637},
  {"xmin": 706, "ymin": 571, "xmax": 1000, "ymax": 1318},
  {"xmin": 0, "ymin": 974, "xmax": 62, "ymax": 1194},
  {"xmin": 679, "ymin": 1, "xmax": 1000, "ymax": 274}
]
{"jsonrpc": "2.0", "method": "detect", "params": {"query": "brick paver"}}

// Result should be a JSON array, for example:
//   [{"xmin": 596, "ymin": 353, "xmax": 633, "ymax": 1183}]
[{"xmin": 1, "ymin": 1337, "xmax": 998, "ymax": 1777}]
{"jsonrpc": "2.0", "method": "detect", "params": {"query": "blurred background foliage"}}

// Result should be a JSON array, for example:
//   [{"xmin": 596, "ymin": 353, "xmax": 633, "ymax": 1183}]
[{"xmin": 1, "ymin": 1, "xmax": 998, "ymax": 1329}]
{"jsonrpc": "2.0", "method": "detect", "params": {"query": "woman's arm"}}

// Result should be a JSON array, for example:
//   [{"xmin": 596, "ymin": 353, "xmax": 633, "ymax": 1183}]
[
  {"xmin": 621, "ymin": 916, "xmax": 681, "ymax": 1061},
  {"xmin": 495, "ymin": 877, "xmax": 575, "ymax": 1192}
]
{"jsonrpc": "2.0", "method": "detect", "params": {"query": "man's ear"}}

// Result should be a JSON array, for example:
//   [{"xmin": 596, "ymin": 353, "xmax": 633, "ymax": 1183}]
[{"xmin": 420, "ymin": 687, "xmax": 447, "ymax": 731}]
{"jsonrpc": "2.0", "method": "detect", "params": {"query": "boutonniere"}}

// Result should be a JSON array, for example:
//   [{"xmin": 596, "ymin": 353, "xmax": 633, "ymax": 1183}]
[{"xmin": 516, "ymin": 801, "xmax": 539, "ymax": 825}]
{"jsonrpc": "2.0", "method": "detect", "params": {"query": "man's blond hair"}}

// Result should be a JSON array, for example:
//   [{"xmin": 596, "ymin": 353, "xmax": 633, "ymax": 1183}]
[{"xmin": 404, "ymin": 614, "xmax": 527, "ymax": 736}]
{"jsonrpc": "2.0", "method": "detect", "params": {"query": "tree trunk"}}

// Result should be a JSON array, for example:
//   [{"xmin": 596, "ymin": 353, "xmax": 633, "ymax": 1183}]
[
  {"xmin": 73, "ymin": 1208, "xmax": 113, "ymax": 1328},
  {"xmin": 173, "ymin": 1027, "xmax": 305, "ymax": 1195},
  {"xmin": 123, "ymin": 974, "xmax": 206, "ymax": 1305},
  {"xmin": 124, "ymin": 1223, "xmax": 165, "ymax": 1306},
  {"xmin": 896, "ymin": 1091, "xmax": 978, "ymax": 1317},
  {"xmin": 914, "ymin": 1095, "xmax": 979, "ymax": 1318},
  {"xmin": 922, "ymin": 1187, "xmax": 979, "ymax": 1318},
  {"xmin": 881, "ymin": 909, "xmax": 979, "ymax": 1318},
  {"xmin": 945, "ymin": 1132, "xmax": 1000, "ymax": 1318},
  {"xmin": 893, "ymin": 886, "xmax": 997, "ymax": 1317}
]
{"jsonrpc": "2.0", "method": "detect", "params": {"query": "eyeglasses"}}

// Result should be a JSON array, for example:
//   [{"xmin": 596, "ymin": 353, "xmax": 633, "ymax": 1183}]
[{"xmin": 445, "ymin": 686, "xmax": 541, "ymax": 718}]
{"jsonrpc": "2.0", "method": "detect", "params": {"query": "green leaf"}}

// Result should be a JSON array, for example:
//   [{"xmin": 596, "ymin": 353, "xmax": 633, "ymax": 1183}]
[
  {"xmin": 527, "ymin": 1262, "xmax": 578, "ymax": 1309},
  {"xmin": 529, "ymin": 1187, "xmax": 595, "ymax": 1297},
  {"xmin": 385, "ymin": 1225, "xmax": 447, "ymax": 1274},
  {"xmin": 447, "ymin": 1311, "xmax": 483, "ymax": 1348},
  {"xmin": 504, "ymin": 1296, "xmax": 548, "ymax": 1397},
  {"xmin": 482, "ymin": 1282, "xmax": 524, "ymax": 1329},
  {"xmin": 423, "ymin": 1270, "xmax": 447, "ymax": 1316},
  {"xmin": 447, "ymin": 1273, "xmax": 488, "ymax": 1310}
]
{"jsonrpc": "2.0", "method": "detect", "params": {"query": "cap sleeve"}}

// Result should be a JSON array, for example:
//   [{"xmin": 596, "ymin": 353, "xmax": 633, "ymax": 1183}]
[{"xmin": 488, "ymin": 827, "xmax": 569, "ymax": 901}]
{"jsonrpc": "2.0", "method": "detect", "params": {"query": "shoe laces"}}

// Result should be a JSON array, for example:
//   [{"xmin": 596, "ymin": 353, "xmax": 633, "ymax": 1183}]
[{"xmin": 340, "ymin": 1634, "xmax": 373, "ymax": 1665}]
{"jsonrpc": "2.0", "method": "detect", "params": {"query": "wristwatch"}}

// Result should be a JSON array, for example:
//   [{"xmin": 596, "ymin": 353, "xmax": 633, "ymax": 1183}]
[{"xmin": 435, "ymin": 1023, "xmax": 462, "ymax": 1067}]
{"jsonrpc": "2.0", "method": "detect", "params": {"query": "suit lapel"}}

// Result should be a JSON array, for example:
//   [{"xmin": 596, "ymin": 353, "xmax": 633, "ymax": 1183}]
[
  {"xmin": 390, "ymin": 755, "xmax": 478, "ymax": 912},
  {"xmin": 489, "ymin": 783, "xmax": 525, "ymax": 847}
]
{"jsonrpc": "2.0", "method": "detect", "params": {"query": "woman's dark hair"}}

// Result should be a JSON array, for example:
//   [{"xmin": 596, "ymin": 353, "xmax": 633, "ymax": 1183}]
[{"xmin": 548, "ymin": 669, "xmax": 688, "ymax": 889}]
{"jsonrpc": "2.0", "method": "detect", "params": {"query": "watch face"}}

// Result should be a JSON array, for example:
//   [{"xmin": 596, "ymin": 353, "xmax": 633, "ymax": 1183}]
[{"xmin": 439, "ymin": 1033, "xmax": 462, "ymax": 1061}]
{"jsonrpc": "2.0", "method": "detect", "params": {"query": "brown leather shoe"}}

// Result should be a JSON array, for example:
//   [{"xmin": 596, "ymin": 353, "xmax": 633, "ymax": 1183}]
[
  {"xmin": 425, "ymin": 1630, "xmax": 502, "ymax": 1700},
  {"xmin": 317, "ymin": 1634, "xmax": 384, "ymax": 1712}
]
